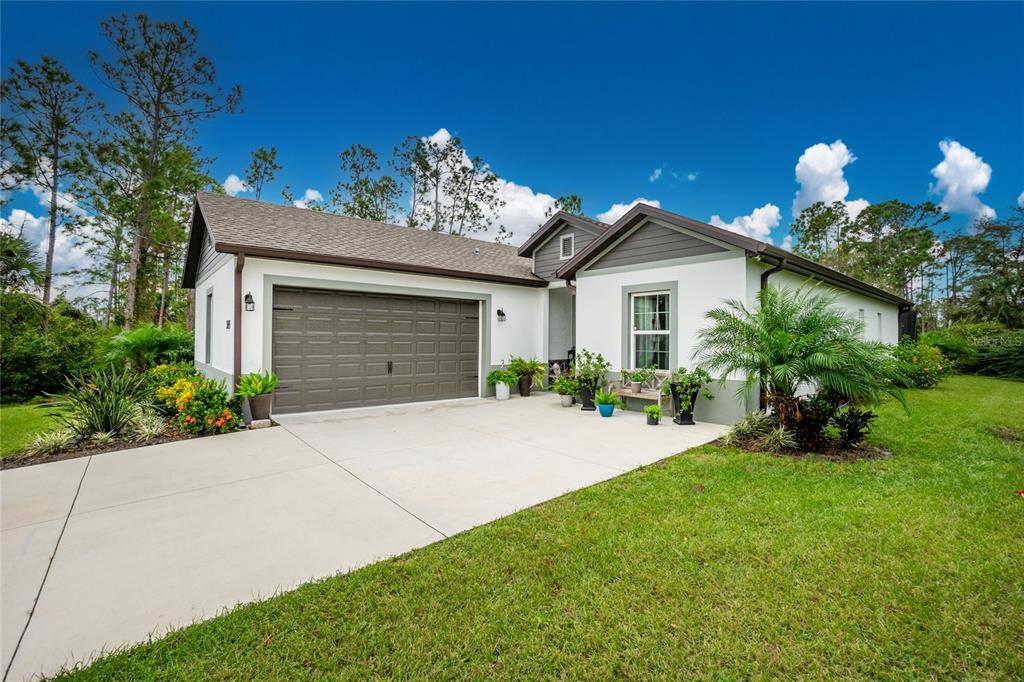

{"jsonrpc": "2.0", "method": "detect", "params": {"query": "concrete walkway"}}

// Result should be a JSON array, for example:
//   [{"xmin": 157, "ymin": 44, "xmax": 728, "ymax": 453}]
[{"xmin": 1, "ymin": 395, "xmax": 726, "ymax": 680}]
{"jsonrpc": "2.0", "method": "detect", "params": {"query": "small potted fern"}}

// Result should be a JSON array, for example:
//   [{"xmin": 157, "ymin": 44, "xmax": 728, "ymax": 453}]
[
  {"xmin": 237, "ymin": 370, "xmax": 279, "ymax": 421},
  {"xmin": 486, "ymin": 367, "xmax": 518, "ymax": 401}
]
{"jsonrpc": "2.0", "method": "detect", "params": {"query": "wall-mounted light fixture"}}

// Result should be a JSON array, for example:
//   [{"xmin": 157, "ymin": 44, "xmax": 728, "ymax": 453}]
[
  {"xmin": 496, "ymin": 308, "xmax": 507, "ymax": 322},
  {"xmin": 244, "ymin": 292, "xmax": 255, "ymax": 312}
]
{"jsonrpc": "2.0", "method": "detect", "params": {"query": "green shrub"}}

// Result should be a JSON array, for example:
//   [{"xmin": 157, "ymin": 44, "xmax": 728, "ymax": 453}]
[
  {"xmin": 792, "ymin": 395, "xmax": 838, "ymax": 450},
  {"xmin": 106, "ymin": 323, "xmax": 193, "ymax": 370},
  {"xmin": 593, "ymin": 387, "xmax": 623, "ymax": 407},
  {"xmin": 643, "ymin": 404, "xmax": 661, "ymax": 419},
  {"xmin": 237, "ymin": 371, "xmax": 279, "ymax": 396},
  {"xmin": 833, "ymin": 407, "xmax": 877, "ymax": 448},
  {"xmin": 50, "ymin": 367, "xmax": 148, "ymax": 438},
  {"xmin": 23, "ymin": 428, "xmax": 75, "ymax": 457},
  {"xmin": 756, "ymin": 425, "xmax": 797, "ymax": 454},
  {"xmin": 0, "ymin": 293, "xmax": 106, "ymax": 403},
  {"xmin": 176, "ymin": 378, "xmax": 241, "ymax": 435},
  {"xmin": 893, "ymin": 340, "xmax": 954, "ymax": 388},
  {"xmin": 721, "ymin": 411, "xmax": 775, "ymax": 447},
  {"xmin": 552, "ymin": 374, "xmax": 579, "ymax": 396},
  {"xmin": 573, "ymin": 349, "xmax": 612, "ymax": 390},
  {"xmin": 486, "ymin": 368, "xmax": 518, "ymax": 386},
  {"xmin": 970, "ymin": 330, "xmax": 1024, "ymax": 379},
  {"xmin": 508, "ymin": 357, "xmax": 545, "ymax": 387}
]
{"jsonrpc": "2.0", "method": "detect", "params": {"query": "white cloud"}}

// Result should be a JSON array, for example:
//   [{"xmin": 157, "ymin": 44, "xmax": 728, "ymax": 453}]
[
  {"xmin": 1018, "ymin": 191, "xmax": 1024, "ymax": 206},
  {"xmin": 928, "ymin": 140, "xmax": 995, "ymax": 222},
  {"xmin": 687, "ymin": 172, "xmax": 699, "ymax": 181},
  {"xmin": 223, "ymin": 174, "xmax": 249, "ymax": 197},
  {"xmin": 780, "ymin": 234, "xmax": 793, "ymax": 251},
  {"xmin": 649, "ymin": 167, "xmax": 662, "ymax": 182},
  {"xmin": 708, "ymin": 203, "xmax": 781, "ymax": 243},
  {"xmin": 292, "ymin": 188, "xmax": 324, "ymax": 209},
  {"xmin": 0, "ymin": 207, "xmax": 96, "ymax": 299},
  {"xmin": 596, "ymin": 198, "xmax": 661, "ymax": 224},
  {"xmin": 792, "ymin": 140, "xmax": 869, "ymax": 219}
]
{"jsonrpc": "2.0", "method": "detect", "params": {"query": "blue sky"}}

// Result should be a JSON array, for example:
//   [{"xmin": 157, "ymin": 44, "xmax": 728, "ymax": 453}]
[{"xmin": 3, "ymin": 1, "xmax": 1023, "ymax": 266}]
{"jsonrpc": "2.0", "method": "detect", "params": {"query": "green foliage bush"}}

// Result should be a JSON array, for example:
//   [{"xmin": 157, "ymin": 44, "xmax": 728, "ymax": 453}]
[
  {"xmin": 893, "ymin": 340, "xmax": 954, "ymax": 388},
  {"xmin": 920, "ymin": 322, "xmax": 1023, "ymax": 379},
  {"xmin": 508, "ymin": 357, "xmax": 545, "ymax": 386},
  {"xmin": 106, "ymin": 323, "xmax": 193, "ymax": 370},
  {"xmin": 237, "ymin": 370, "xmax": 279, "ymax": 397},
  {"xmin": 0, "ymin": 294, "xmax": 108, "ymax": 403},
  {"xmin": 552, "ymin": 374, "xmax": 579, "ymax": 396},
  {"xmin": 50, "ymin": 367, "xmax": 148, "ymax": 438},
  {"xmin": 176, "ymin": 378, "xmax": 241, "ymax": 435},
  {"xmin": 486, "ymin": 368, "xmax": 518, "ymax": 387}
]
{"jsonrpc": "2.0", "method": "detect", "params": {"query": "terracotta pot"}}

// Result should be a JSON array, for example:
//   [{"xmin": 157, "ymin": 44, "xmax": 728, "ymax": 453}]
[
  {"xmin": 247, "ymin": 394, "xmax": 273, "ymax": 421},
  {"xmin": 630, "ymin": 382, "xmax": 642, "ymax": 394}
]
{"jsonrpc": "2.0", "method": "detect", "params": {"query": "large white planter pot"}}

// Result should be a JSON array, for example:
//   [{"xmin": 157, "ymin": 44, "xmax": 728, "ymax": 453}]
[{"xmin": 495, "ymin": 382, "xmax": 511, "ymax": 401}]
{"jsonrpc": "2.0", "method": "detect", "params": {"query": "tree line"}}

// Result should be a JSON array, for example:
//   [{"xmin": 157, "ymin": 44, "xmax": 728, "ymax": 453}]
[
  {"xmin": 2, "ymin": 13, "xmax": 585, "ymax": 333},
  {"xmin": 789, "ymin": 200, "xmax": 1023, "ymax": 331}
]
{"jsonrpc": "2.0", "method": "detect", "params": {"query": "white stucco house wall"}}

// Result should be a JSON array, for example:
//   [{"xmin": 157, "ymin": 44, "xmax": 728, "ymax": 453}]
[{"xmin": 184, "ymin": 194, "xmax": 913, "ymax": 423}]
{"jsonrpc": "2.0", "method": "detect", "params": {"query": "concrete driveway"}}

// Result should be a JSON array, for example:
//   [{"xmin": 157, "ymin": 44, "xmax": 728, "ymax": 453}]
[{"xmin": 1, "ymin": 395, "xmax": 726, "ymax": 680}]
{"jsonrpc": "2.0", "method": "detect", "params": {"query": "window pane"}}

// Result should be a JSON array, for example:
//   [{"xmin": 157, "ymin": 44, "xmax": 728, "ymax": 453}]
[
  {"xmin": 633, "ymin": 293, "xmax": 669, "ymax": 331},
  {"xmin": 635, "ymin": 333, "xmax": 669, "ymax": 370}
]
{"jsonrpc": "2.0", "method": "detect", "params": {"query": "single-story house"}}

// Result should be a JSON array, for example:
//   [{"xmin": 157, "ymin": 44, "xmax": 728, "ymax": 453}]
[{"xmin": 183, "ymin": 192, "xmax": 913, "ymax": 422}]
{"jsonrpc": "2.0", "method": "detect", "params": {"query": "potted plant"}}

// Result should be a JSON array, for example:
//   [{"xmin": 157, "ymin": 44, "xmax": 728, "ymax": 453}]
[
  {"xmin": 644, "ymin": 404, "xmax": 661, "ymax": 425},
  {"xmin": 237, "ymin": 370, "xmax": 278, "ymax": 421},
  {"xmin": 593, "ymin": 386, "xmax": 623, "ymax": 417},
  {"xmin": 553, "ymin": 374, "xmax": 579, "ymax": 407},
  {"xmin": 486, "ymin": 367, "xmax": 519, "ymax": 401},
  {"xmin": 662, "ymin": 367, "xmax": 713, "ymax": 425},
  {"xmin": 626, "ymin": 365, "xmax": 656, "ymax": 393},
  {"xmin": 508, "ymin": 356, "xmax": 545, "ymax": 397},
  {"xmin": 573, "ymin": 348, "xmax": 611, "ymax": 411}
]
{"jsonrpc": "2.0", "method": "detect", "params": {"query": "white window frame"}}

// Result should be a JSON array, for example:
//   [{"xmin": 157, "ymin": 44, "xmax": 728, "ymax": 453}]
[
  {"xmin": 559, "ymin": 233, "xmax": 575, "ymax": 260},
  {"xmin": 876, "ymin": 312, "xmax": 883, "ymax": 341},
  {"xmin": 629, "ymin": 290, "xmax": 671, "ymax": 370}
]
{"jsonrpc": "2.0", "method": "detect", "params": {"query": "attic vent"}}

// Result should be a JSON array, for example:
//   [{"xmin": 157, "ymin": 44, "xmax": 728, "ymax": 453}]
[{"xmin": 559, "ymin": 233, "xmax": 575, "ymax": 260}]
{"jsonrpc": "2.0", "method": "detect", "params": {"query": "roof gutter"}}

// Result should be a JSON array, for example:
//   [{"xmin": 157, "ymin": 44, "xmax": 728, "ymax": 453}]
[
  {"xmin": 759, "ymin": 253, "xmax": 786, "ymax": 290},
  {"xmin": 214, "ymin": 243, "xmax": 547, "ymax": 288},
  {"xmin": 233, "ymin": 252, "xmax": 245, "ymax": 390}
]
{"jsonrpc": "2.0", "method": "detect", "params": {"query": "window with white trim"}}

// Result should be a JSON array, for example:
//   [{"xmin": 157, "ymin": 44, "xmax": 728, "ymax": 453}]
[
  {"xmin": 858, "ymin": 308, "xmax": 865, "ymax": 339},
  {"xmin": 559, "ymin": 233, "xmax": 575, "ymax": 260},
  {"xmin": 630, "ymin": 291, "xmax": 670, "ymax": 370},
  {"xmin": 876, "ymin": 312, "xmax": 883, "ymax": 341}
]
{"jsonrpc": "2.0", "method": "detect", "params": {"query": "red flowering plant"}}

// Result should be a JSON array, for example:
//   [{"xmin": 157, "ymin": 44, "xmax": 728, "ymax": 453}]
[{"xmin": 176, "ymin": 378, "xmax": 241, "ymax": 435}]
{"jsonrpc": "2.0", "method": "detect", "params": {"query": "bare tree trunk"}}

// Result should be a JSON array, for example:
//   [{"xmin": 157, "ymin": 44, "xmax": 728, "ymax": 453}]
[
  {"xmin": 157, "ymin": 252, "xmax": 170, "ymax": 327},
  {"xmin": 41, "ymin": 146, "xmax": 60, "ymax": 334},
  {"xmin": 124, "ymin": 113, "xmax": 163, "ymax": 327},
  {"xmin": 185, "ymin": 288, "xmax": 195, "ymax": 332}
]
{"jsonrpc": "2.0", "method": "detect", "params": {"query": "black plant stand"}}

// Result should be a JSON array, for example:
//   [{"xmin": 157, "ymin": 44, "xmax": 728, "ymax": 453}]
[
  {"xmin": 579, "ymin": 383, "xmax": 596, "ymax": 411},
  {"xmin": 669, "ymin": 383, "xmax": 700, "ymax": 425}
]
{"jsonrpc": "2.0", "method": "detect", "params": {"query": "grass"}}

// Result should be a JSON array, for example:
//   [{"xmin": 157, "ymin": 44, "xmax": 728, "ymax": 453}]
[
  {"xmin": 0, "ymin": 402, "xmax": 59, "ymax": 458},
  {"xmin": 59, "ymin": 375, "xmax": 1023, "ymax": 680}
]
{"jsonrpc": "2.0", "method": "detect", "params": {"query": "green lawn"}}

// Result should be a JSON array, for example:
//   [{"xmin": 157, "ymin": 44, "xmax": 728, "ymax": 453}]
[
  {"xmin": 0, "ymin": 402, "xmax": 58, "ymax": 458},
  {"xmin": 60, "ymin": 376, "xmax": 1023, "ymax": 680}
]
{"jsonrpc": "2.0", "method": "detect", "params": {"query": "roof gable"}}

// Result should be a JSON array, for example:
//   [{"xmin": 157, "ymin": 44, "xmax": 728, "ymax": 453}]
[
  {"xmin": 556, "ymin": 203, "xmax": 911, "ymax": 307},
  {"xmin": 182, "ymin": 193, "xmax": 545, "ymax": 289},
  {"xmin": 516, "ymin": 211, "xmax": 608, "ymax": 258}
]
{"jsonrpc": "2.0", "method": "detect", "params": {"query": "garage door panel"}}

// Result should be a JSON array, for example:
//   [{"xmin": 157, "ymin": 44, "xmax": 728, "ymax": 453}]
[{"xmin": 272, "ymin": 286, "xmax": 479, "ymax": 413}]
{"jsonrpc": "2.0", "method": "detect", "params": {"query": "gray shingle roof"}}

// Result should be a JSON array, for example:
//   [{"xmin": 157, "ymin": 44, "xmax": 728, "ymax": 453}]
[{"xmin": 189, "ymin": 192, "xmax": 544, "ymax": 287}]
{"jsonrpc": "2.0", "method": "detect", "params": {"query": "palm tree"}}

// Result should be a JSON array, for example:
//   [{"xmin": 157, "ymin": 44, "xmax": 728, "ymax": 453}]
[
  {"xmin": 694, "ymin": 285, "xmax": 903, "ymax": 426},
  {"xmin": 0, "ymin": 232, "xmax": 44, "ymax": 293}
]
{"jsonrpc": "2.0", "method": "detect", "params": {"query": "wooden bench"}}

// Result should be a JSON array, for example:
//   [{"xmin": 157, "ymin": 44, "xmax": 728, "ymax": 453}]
[{"xmin": 615, "ymin": 370, "xmax": 670, "ymax": 412}]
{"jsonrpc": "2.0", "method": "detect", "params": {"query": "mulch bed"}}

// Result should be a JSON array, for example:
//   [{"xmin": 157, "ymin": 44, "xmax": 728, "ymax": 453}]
[
  {"xmin": 1, "ymin": 423, "xmax": 196, "ymax": 471},
  {"xmin": 716, "ymin": 437, "xmax": 893, "ymax": 463}
]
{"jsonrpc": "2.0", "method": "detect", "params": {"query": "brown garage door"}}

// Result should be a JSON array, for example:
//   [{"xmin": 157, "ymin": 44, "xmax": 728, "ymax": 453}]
[{"xmin": 272, "ymin": 287, "xmax": 480, "ymax": 414}]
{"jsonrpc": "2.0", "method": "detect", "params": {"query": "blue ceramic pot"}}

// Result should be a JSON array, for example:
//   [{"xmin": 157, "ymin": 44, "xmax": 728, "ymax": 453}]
[{"xmin": 597, "ymin": 403, "xmax": 615, "ymax": 417}]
